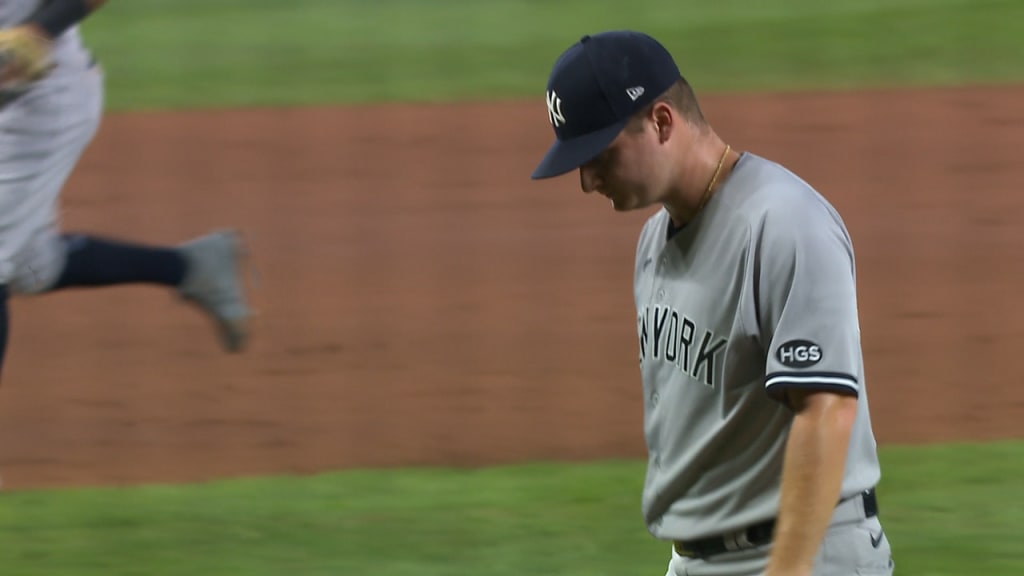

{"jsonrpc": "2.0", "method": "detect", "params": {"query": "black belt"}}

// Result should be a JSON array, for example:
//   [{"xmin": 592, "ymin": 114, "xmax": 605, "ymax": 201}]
[{"xmin": 673, "ymin": 488, "xmax": 878, "ymax": 559}]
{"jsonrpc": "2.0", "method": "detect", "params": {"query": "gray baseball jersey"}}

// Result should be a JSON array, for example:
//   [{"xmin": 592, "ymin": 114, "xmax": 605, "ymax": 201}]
[{"xmin": 635, "ymin": 152, "xmax": 882, "ymax": 542}]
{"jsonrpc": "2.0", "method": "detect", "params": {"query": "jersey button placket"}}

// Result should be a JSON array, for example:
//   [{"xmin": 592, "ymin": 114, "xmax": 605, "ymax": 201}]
[
  {"xmin": 651, "ymin": 251, "xmax": 668, "ymax": 302},
  {"xmin": 657, "ymin": 255, "xmax": 667, "ymax": 300}
]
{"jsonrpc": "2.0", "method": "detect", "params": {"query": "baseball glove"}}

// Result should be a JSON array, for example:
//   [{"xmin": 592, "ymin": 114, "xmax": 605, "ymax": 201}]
[{"xmin": 0, "ymin": 25, "xmax": 54, "ymax": 103}]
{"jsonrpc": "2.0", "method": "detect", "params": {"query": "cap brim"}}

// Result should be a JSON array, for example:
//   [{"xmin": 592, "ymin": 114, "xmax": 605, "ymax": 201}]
[{"xmin": 530, "ymin": 119, "xmax": 628, "ymax": 180}]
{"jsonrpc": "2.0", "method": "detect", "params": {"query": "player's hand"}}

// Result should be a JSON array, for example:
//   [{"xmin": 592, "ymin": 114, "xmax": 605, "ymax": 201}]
[{"xmin": 0, "ymin": 25, "xmax": 55, "ymax": 97}]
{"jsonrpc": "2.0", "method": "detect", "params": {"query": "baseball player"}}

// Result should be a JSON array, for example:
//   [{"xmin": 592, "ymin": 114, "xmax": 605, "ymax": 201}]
[
  {"xmin": 531, "ymin": 31, "xmax": 894, "ymax": 576},
  {"xmin": 0, "ymin": 0, "xmax": 250, "ymax": 382}
]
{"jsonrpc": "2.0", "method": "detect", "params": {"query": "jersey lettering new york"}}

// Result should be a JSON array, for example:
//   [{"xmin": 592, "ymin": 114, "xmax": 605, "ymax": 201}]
[{"xmin": 637, "ymin": 304, "xmax": 727, "ymax": 387}]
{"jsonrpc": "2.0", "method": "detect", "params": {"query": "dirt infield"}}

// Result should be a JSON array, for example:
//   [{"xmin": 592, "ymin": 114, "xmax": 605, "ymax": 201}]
[{"xmin": 1, "ymin": 85, "xmax": 1023, "ymax": 491}]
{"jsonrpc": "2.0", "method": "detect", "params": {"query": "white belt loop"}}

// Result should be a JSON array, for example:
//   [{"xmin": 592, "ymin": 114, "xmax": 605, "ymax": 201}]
[
  {"xmin": 831, "ymin": 492, "xmax": 868, "ymax": 526},
  {"xmin": 720, "ymin": 528, "xmax": 754, "ymax": 552},
  {"xmin": 734, "ymin": 530, "xmax": 754, "ymax": 549}
]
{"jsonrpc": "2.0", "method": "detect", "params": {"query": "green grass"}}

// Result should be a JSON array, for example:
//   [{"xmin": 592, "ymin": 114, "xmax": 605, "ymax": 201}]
[
  {"xmin": 1, "ymin": 440, "xmax": 1022, "ymax": 575},
  {"xmin": 78, "ymin": 0, "xmax": 1024, "ymax": 110},
  {"xmin": 9, "ymin": 2, "xmax": 1023, "ymax": 572}
]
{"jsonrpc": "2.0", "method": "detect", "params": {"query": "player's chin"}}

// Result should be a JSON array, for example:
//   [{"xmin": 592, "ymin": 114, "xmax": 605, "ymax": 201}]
[
  {"xmin": 602, "ymin": 195, "xmax": 625, "ymax": 211},
  {"xmin": 609, "ymin": 194, "xmax": 649, "ymax": 212}
]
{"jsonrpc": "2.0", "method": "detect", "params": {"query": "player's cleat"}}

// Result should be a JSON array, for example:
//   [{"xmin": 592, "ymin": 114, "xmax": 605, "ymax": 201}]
[{"xmin": 176, "ymin": 229, "xmax": 250, "ymax": 352}]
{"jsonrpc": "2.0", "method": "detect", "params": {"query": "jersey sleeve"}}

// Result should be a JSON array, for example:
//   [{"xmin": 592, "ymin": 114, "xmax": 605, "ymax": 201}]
[{"xmin": 755, "ymin": 194, "xmax": 863, "ymax": 402}]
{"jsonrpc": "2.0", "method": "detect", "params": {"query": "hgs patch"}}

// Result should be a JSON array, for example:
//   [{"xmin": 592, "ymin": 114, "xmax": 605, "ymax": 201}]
[{"xmin": 776, "ymin": 339, "xmax": 823, "ymax": 368}]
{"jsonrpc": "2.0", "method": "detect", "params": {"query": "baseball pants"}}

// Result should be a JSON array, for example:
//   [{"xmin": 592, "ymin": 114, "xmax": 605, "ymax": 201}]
[
  {"xmin": 0, "ymin": 61, "xmax": 104, "ymax": 292},
  {"xmin": 663, "ymin": 497, "xmax": 894, "ymax": 575}
]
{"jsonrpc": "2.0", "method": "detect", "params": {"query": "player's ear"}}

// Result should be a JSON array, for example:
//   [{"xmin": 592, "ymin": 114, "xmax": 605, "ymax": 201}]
[{"xmin": 651, "ymin": 102, "xmax": 674, "ymax": 143}]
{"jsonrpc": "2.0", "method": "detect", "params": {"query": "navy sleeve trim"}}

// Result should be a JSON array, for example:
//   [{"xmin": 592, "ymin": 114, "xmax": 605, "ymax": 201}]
[
  {"xmin": 25, "ymin": 0, "xmax": 92, "ymax": 39},
  {"xmin": 764, "ymin": 371, "xmax": 859, "ymax": 395}
]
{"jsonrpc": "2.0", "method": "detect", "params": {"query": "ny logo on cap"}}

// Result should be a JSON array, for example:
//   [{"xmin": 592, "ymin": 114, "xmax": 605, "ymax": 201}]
[{"xmin": 546, "ymin": 90, "xmax": 566, "ymax": 128}]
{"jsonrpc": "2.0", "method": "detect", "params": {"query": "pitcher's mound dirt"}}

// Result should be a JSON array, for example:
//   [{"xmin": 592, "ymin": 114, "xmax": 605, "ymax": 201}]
[{"xmin": 1, "ymin": 85, "xmax": 1023, "ymax": 490}]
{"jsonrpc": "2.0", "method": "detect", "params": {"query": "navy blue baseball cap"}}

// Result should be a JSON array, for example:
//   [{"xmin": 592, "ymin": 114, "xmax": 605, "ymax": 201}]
[{"xmin": 531, "ymin": 30, "xmax": 681, "ymax": 180}]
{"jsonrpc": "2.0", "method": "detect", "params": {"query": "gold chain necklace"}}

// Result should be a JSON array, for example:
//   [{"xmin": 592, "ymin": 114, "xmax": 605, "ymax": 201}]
[{"xmin": 694, "ymin": 143, "xmax": 731, "ymax": 216}]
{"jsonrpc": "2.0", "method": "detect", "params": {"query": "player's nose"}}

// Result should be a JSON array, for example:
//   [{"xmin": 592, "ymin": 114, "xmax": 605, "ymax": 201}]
[{"xmin": 579, "ymin": 165, "xmax": 601, "ymax": 194}]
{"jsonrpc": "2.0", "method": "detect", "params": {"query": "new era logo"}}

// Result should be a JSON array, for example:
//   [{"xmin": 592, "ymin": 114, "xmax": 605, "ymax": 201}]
[
  {"xmin": 626, "ymin": 86, "xmax": 645, "ymax": 101},
  {"xmin": 547, "ymin": 90, "xmax": 566, "ymax": 128}
]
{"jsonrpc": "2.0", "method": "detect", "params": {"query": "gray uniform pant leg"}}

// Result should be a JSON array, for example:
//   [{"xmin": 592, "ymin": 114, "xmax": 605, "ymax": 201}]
[
  {"xmin": 0, "ymin": 63, "xmax": 103, "ymax": 292},
  {"xmin": 663, "ymin": 497, "xmax": 894, "ymax": 575}
]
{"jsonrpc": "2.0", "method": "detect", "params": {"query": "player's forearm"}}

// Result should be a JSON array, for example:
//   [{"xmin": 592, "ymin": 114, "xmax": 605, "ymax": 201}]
[
  {"xmin": 22, "ymin": 0, "xmax": 108, "ymax": 40},
  {"xmin": 765, "ymin": 391, "xmax": 858, "ymax": 576}
]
